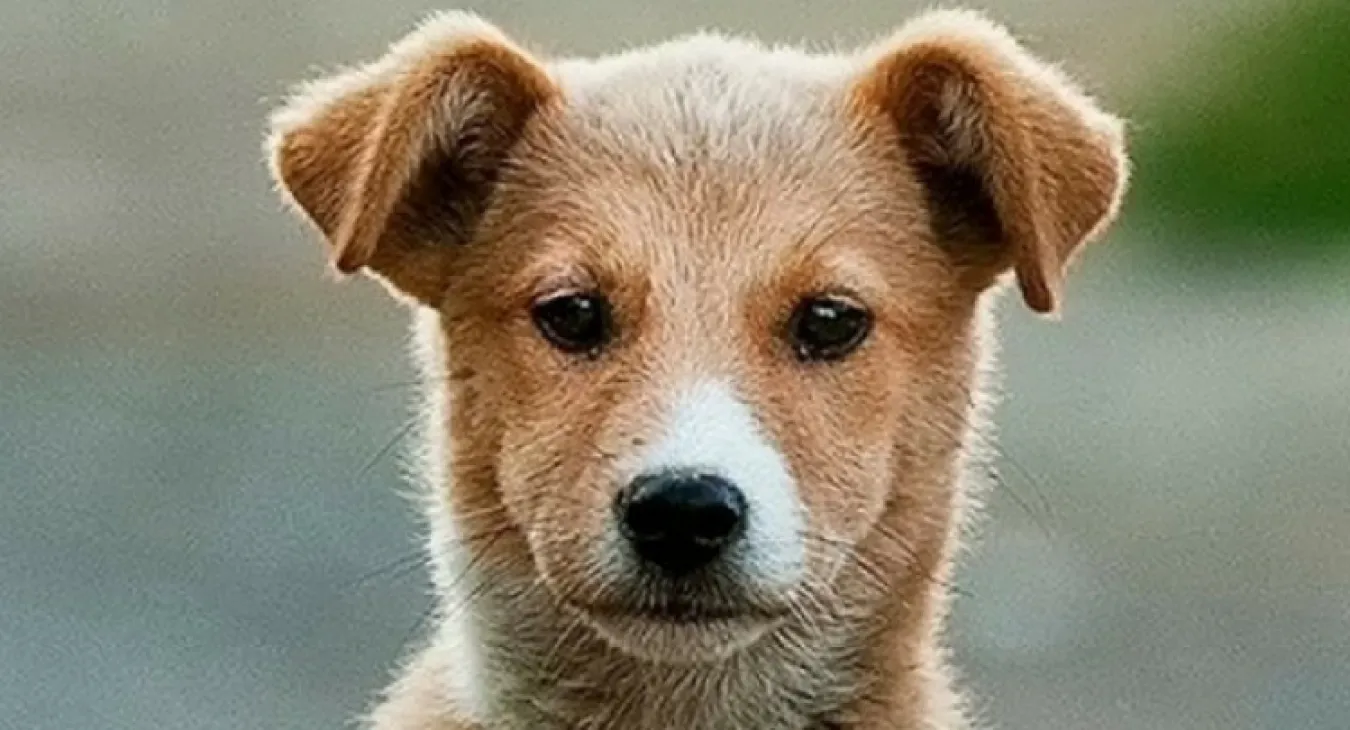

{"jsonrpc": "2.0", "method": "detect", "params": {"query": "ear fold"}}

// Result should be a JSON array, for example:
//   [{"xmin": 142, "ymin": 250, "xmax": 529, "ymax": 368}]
[
  {"xmin": 852, "ymin": 10, "xmax": 1129, "ymax": 314},
  {"xmin": 266, "ymin": 12, "xmax": 556, "ymax": 305}
]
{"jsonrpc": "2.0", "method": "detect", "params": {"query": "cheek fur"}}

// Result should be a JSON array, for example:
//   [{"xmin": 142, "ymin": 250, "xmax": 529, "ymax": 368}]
[
  {"xmin": 744, "ymin": 343, "xmax": 902, "ymax": 547},
  {"xmin": 478, "ymin": 335, "xmax": 668, "ymax": 592}
]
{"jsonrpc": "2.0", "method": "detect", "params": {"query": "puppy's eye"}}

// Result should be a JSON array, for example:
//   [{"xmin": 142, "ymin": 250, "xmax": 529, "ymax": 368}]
[
  {"xmin": 531, "ymin": 292, "xmax": 614, "ymax": 355},
  {"xmin": 786, "ymin": 296, "xmax": 872, "ymax": 362}
]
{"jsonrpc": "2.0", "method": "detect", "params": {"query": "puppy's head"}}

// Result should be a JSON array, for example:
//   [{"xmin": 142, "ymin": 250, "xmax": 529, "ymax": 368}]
[{"xmin": 268, "ymin": 10, "xmax": 1127, "ymax": 663}]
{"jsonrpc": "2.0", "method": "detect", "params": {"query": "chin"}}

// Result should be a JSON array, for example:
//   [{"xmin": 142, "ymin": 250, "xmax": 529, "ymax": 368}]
[{"xmin": 578, "ymin": 606, "xmax": 785, "ymax": 663}]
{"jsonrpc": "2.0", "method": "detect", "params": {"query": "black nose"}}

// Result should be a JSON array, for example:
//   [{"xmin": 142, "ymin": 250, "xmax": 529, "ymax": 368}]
[{"xmin": 616, "ymin": 471, "xmax": 748, "ymax": 576}]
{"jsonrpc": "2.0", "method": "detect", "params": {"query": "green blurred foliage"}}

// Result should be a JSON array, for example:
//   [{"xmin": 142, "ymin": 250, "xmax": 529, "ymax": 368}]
[{"xmin": 1131, "ymin": 0, "xmax": 1350, "ymax": 249}]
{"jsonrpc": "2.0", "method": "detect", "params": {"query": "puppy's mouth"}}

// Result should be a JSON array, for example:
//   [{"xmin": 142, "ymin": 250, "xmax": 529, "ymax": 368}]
[
  {"xmin": 563, "ymin": 596, "xmax": 790, "ymax": 662},
  {"xmin": 578, "ymin": 597, "xmax": 789, "ymax": 625}
]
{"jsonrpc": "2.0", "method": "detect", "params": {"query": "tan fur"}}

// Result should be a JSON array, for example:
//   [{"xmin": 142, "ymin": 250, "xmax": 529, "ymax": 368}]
[{"xmin": 265, "ymin": 8, "xmax": 1128, "ymax": 730}]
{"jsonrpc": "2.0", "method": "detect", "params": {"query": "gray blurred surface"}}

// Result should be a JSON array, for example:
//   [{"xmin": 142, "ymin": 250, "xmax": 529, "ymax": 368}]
[{"xmin": 2, "ymin": 1, "xmax": 1347, "ymax": 729}]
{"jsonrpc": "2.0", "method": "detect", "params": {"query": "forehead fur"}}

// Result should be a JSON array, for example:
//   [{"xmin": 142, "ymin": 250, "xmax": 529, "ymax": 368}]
[
  {"xmin": 479, "ymin": 34, "xmax": 929, "ymax": 295},
  {"xmin": 511, "ymin": 34, "xmax": 895, "ymax": 250},
  {"xmin": 549, "ymin": 35, "xmax": 856, "ymax": 154}
]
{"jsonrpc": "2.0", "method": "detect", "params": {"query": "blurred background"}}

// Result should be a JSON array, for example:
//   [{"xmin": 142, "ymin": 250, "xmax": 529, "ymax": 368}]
[{"xmin": 2, "ymin": 0, "xmax": 1347, "ymax": 728}]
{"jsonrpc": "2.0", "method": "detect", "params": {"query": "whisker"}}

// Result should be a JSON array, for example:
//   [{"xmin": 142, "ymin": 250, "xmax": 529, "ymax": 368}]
[
  {"xmin": 924, "ymin": 395, "xmax": 1058, "ymax": 538},
  {"xmin": 356, "ymin": 378, "xmax": 437, "ymax": 396},
  {"xmin": 395, "ymin": 598, "xmax": 440, "ymax": 652},
  {"xmin": 869, "ymin": 520, "xmax": 973, "ymax": 599},
  {"xmin": 335, "ymin": 509, "xmax": 516, "ymax": 598},
  {"xmin": 804, "ymin": 525, "xmax": 973, "ymax": 600},
  {"xmin": 353, "ymin": 414, "xmax": 421, "ymax": 483},
  {"xmin": 435, "ymin": 525, "xmax": 519, "ymax": 620},
  {"xmin": 341, "ymin": 550, "xmax": 430, "ymax": 592},
  {"xmin": 986, "ymin": 443, "xmax": 1058, "ymax": 532}
]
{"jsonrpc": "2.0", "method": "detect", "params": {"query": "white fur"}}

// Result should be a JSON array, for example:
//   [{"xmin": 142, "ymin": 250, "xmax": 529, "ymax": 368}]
[
  {"xmin": 405, "ymin": 311, "xmax": 491, "ymax": 724},
  {"xmin": 639, "ymin": 379, "xmax": 805, "ymax": 588}
]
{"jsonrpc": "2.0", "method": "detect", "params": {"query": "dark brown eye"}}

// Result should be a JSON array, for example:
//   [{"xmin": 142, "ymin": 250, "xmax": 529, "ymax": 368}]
[
  {"xmin": 786, "ymin": 296, "xmax": 872, "ymax": 362},
  {"xmin": 531, "ymin": 292, "xmax": 613, "ymax": 355}
]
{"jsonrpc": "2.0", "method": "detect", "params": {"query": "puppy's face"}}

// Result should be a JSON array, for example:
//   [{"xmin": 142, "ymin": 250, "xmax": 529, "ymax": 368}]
[
  {"xmin": 449, "ymin": 113, "xmax": 962, "ymax": 658},
  {"xmin": 448, "ymin": 103, "xmax": 999, "ymax": 661},
  {"xmin": 268, "ymin": 11, "xmax": 1127, "ymax": 662}
]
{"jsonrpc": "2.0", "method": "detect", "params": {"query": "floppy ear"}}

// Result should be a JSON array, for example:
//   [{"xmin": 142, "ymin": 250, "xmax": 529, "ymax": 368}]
[
  {"xmin": 852, "ymin": 10, "xmax": 1129, "ymax": 314},
  {"xmin": 266, "ymin": 12, "xmax": 556, "ymax": 306}
]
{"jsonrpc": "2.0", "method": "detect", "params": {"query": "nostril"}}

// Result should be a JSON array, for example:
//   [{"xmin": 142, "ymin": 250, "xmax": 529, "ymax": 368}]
[
  {"xmin": 616, "ymin": 471, "xmax": 748, "ymax": 575},
  {"xmin": 686, "ymin": 488, "xmax": 744, "ymax": 546},
  {"xmin": 685, "ymin": 480, "xmax": 750, "ymax": 542},
  {"xmin": 621, "ymin": 486, "xmax": 671, "ymax": 542}
]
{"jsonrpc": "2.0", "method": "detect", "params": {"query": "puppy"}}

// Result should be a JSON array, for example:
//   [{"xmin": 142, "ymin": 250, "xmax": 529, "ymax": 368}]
[{"xmin": 265, "ymin": 8, "xmax": 1128, "ymax": 729}]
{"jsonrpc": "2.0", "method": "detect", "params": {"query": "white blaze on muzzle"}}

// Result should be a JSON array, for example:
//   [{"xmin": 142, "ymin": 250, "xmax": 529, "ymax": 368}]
[{"xmin": 637, "ymin": 379, "xmax": 806, "ymax": 586}]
